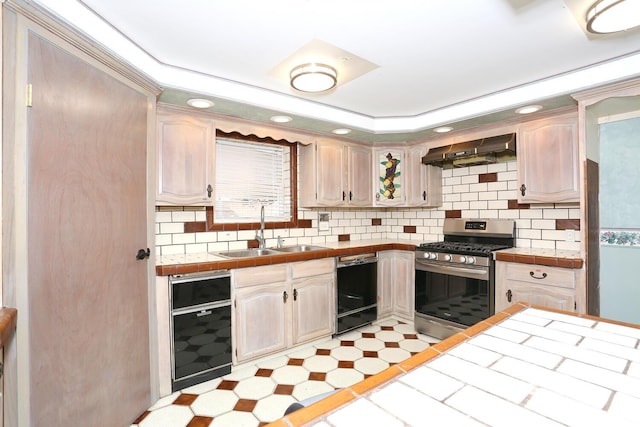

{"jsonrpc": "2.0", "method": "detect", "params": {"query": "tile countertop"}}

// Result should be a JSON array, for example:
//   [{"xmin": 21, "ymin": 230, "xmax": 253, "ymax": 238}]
[
  {"xmin": 268, "ymin": 303, "xmax": 640, "ymax": 427},
  {"xmin": 495, "ymin": 247, "xmax": 584, "ymax": 269},
  {"xmin": 155, "ymin": 239, "xmax": 419, "ymax": 276}
]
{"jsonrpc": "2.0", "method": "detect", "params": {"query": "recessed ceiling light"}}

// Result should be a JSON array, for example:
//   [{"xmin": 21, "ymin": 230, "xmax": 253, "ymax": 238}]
[
  {"xmin": 270, "ymin": 115, "xmax": 292, "ymax": 123},
  {"xmin": 332, "ymin": 128, "xmax": 351, "ymax": 135},
  {"xmin": 515, "ymin": 105, "xmax": 542, "ymax": 114},
  {"xmin": 434, "ymin": 126, "xmax": 453, "ymax": 133},
  {"xmin": 586, "ymin": 0, "xmax": 640, "ymax": 34},
  {"xmin": 186, "ymin": 98, "xmax": 214, "ymax": 109}
]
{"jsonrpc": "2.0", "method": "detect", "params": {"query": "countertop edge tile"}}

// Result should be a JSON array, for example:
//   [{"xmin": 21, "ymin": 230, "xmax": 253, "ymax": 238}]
[{"xmin": 0, "ymin": 307, "xmax": 17, "ymax": 348}]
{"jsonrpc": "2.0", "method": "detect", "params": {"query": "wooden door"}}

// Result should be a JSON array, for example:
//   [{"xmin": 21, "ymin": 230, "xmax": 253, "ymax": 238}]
[
  {"xmin": 377, "ymin": 252, "xmax": 395, "ymax": 317},
  {"xmin": 27, "ymin": 32, "xmax": 150, "ymax": 425},
  {"xmin": 392, "ymin": 252, "xmax": 415, "ymax": 320}
]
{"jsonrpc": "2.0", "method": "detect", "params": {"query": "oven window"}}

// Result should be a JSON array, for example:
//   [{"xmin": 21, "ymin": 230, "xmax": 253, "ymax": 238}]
[{"xmin": 415, "ymin": 270, "xmax": 490, "ymax": 326}]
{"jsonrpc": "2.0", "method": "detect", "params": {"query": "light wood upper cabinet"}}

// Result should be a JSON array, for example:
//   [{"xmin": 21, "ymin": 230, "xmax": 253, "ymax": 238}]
[
  {"xmin": 373, "ymin": 146, "xmax": 442, "ymax": 208},
  {"xmin": 156, "ymin": 110, "xmax": 215, "ymax": 205},
  {"xmin": 406, "ymin": 145, "xmax": 443, "ymax": 207},
  {"xmin": 300, "ymin": 139, "xmax": 372, "ymax": 207},
  {"xmin": 517, "ymin": 113, "xmax": 579, "ymax": 203}
]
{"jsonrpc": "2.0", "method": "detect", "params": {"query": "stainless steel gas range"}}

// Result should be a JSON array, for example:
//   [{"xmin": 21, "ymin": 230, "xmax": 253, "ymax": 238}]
[{"xmin": 415, "ymin": 218, "xmax": 515, "ymax": 339}]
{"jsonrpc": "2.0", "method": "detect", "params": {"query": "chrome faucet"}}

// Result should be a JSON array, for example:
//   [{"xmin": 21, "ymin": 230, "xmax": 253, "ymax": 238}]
[{"xmin": 256, "ymin": 205, "xmax": 266, "ymax": 249}]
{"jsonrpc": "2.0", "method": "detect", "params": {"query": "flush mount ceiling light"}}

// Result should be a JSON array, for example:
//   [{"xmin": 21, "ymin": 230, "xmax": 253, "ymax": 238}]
[
  {"xmin": 586, "ymin": 0, "xmax": 640, "ymax": 34},
  {"xmin": 270, "ymin": 115, "xmax": 292, "ymax": 123},
  {"xmin": 515, "ymin": 105, "xmax": 543, "ymax": 114},
  {"xmin": 332, "ymin": 128, "xmax": 351, "ymax": 135},
  {"xmin": 290, "ymin": 63, "xmax": 337, "ymax": 93},
  {"xmin": 434, "ymin": 126, "xmax": 453, "ymax": 133},
  {"xmin": 186, "ymin": 98, "xmax": 214, "ymax": 109}
]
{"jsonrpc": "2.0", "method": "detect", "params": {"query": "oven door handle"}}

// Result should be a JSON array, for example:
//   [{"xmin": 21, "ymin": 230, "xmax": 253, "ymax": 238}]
[{"xmin": 415, "ymin": 260, "xmax": 489, "ymax": 279}]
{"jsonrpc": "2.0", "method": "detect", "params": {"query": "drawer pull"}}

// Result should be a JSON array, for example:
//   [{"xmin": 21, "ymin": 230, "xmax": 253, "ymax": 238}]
[
  {"xmin": 530, "ymin": 271, "xmax": 547, "ymax": 280},
  {"xmin": 506, "ymin": 289, "xmax": 512, "ymax": 303}
]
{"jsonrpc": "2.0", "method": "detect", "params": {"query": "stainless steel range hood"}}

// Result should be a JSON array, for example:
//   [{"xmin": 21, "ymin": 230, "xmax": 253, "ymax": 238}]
[{"xmin": 422, "ymin": 133, "xmax": 516, "ymax": 168}]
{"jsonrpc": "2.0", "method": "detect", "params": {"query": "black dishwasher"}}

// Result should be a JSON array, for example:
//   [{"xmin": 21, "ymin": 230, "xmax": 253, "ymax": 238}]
[
  {"xmin": 336, "ymin": 253, "xmax": 378, "ymax": 334},
  {"xmin": 170, "ymin": 270, "xmax": 232, "ymax": 391}
]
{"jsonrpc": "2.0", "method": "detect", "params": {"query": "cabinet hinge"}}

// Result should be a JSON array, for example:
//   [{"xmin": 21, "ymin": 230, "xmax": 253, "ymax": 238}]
[{"xmin": 26, "ymin": 83, "xmax": 33, "ymax": 107}]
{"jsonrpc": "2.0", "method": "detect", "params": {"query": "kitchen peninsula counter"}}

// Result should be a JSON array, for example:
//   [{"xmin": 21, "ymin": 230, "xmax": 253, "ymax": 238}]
[
  {"xmin": 268, "ymin": 303, "xmax": 640, "ymax": 427},
  {"xmin": 155, "ymin": 239, "xmax": 419, "ymax": 276}
]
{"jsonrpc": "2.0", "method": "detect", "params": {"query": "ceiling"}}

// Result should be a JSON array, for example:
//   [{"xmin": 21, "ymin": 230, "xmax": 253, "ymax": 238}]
[{"xmin": 35, "ymin": 0, "xmax": 640, "ymax": 143}]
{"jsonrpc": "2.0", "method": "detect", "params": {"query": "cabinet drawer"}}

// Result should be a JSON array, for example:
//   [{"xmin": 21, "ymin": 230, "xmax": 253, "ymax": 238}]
[
  {"xmin": 233, "ymin": 264, "xmax": 288, "ymax": 288},
  {"xmin": 505, "ymin": 263, "xmax": 575, "ymax": 289},
  {"xmin": 290, "ymin": 258, "xmax": 335, "ymax": 279}
]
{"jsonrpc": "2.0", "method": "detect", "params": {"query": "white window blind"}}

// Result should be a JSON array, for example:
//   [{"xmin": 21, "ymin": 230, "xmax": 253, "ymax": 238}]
[{"xmin": 214, "ymin": 138, "xmax": 291, "ymax": 223}]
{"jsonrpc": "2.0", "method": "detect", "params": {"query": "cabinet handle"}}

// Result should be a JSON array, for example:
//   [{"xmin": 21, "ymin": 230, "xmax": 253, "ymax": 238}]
[
  {"xmin": 520, "ymin": 184, "xmax": 526, "ymax": 197},
  {"xmin": 207, "ymin": 184, "xmax": 213, "ymax": 198},
  {"xmin": 422, "ymin": 190, "xmax": 427, "ymax": 200},
  {"xmin": 283, "ymin": 291, "xmax": 288, "ymax": 303},
  {"xmin": 342, "ymin": 191, "xmax": 346, "ymax": 201},
  {"xmin": 293, "ymin": 288, "xmax": 298, "ymax": 301},
  {"xmin": 506, "ymin": 289, "xmax": 512, "ymax": 303},
  {"xmin": 529, "ymin": 271, "xmax": 547, "ymax": 280},
  {"xmin": 349, "ymin": 191, "xmax": 352, "ymax": 201}
]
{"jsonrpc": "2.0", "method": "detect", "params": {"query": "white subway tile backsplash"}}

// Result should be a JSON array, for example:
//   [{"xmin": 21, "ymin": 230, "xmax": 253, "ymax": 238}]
[
  {"xmin": 172, "ymin": 210, "xmax": 196, "ymax": 222},
  {"xmin": 156, "ymin": 160, "xmax": 577, "ymax": 254},
  {"xmin": 173, "ymin": 233, "xmax": 195, "ymax": 245}
]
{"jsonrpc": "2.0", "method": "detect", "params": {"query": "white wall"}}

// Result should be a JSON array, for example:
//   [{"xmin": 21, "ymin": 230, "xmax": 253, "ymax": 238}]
[{"xmin": 156, "ymin": 160, "xmax": 581, "ymax": 255}]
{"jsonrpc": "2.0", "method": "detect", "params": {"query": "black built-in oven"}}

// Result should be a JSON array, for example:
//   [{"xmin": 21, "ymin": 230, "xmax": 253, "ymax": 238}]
[
  {"xmin": 415, "ymin": 219, "xmax": 515, "ymax": 340},
  {"xmin": 170, "ymin": 270, "xmax": 232, "ymax": 391},
  {"xmin": 336, "ymin": 253, "xmax": 378, "ymax": 335}
]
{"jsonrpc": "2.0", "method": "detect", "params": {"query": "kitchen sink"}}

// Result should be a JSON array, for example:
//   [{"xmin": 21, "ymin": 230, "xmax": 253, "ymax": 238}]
[
  {"xmin": 214, "ymin": 248, "xmax": 280, "ymax": 258},
  {"xmin": 273, "ymin": 245, "xmax": 327, "ymax": 253}
]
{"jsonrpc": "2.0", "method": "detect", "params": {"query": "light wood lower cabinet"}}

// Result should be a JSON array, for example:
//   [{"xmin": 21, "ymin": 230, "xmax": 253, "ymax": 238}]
[
  {"xmin": 233, "ymin": 259, "xmax": 335, "ymax": 364},
  {"xmin": 495, "ymin": 261, "xmax": 576, "ymax": 312},
  {"xmin": 377, "ymin": 251, "xmax": 415, "ymax": 321}
]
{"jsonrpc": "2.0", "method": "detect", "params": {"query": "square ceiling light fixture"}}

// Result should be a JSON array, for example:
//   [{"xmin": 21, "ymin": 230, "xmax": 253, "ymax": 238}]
[
  {"xmin": 586, "ymin": 0, "xmax": 640, "ymax": 33},
  {"xmin": 290, "ymin": 63, "xmax": 337, "ymax": 93}
]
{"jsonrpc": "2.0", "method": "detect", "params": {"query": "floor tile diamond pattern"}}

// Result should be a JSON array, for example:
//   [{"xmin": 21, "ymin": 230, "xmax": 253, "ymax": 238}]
[{"xmin": 132, "ymin": 319, "xmax": 439, "ymax": 427}]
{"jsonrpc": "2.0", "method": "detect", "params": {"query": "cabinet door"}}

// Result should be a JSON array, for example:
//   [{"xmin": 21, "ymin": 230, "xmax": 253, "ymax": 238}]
[
  {"xmin": 347, "ymin": 145, "xmax": 373, "ymax": 206},
  {"xmin": 518, "ymin": 115, "xmax": 579, "ymax": 203},
  {"xmin": 156, "ymin": 112, "xmax": 215, "ymax": 205},
  {"xmin": 292, "ymin": 273, "xmax": 334, "ymax": 344},
  {"xmin": 234, "ymin": 283, "xmax": 288, "ymax": 363},
  {"xmin": 377, "ymin": 252, "xmax": 395, "ymax": 318},
  {"xmin": 393, "ymin": 251, "xmax": 415, "ymax": 320},
  {"xmin": 316, "ymin": 141, "xmax": 347, "ymax": 206},
  {"xmin": 406, "ymin": 146, "xmax": 443, "ymax": 207},
  {"xmin": 503, "ymin": 284, "xmax": 576, "ymax": 312},
  {"xmin": 374, "ymin": 149, "xmax": 404, "ymax": 206}
]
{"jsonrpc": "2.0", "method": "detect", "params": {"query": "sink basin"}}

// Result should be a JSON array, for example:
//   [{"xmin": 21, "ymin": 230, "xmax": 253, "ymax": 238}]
[
  {"xmin": 215, "ymin": 248, "xmax": 280, "ymax": 258},
  {"xmin": 273, "ymin": 245, "xmax": 327, "ymax": 253}
]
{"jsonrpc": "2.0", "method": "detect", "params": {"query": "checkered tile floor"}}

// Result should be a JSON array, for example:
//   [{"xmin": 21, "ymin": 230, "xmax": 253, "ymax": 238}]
[{"xmin": 132, "ymin": 319, "xmax": 439, "ymax": 427}]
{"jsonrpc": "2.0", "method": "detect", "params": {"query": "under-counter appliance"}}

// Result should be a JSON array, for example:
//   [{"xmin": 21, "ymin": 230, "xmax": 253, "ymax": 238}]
[
  {"xmin": 415, "ymin": 219, "xmax": 515, "ymax": 339},
  {"xmin": 170, "ymin": 270, "xmax": 232, "ymax": 391},
  {"xmin": 336, "ymin": 253, "xmax": 378, "ymax": 334}
]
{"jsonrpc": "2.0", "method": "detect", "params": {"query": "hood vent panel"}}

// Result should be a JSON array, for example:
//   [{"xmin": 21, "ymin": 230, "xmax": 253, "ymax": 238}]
[{"xmin": 422, "ymin": 133, "xmax": 516, "ymax": 168}]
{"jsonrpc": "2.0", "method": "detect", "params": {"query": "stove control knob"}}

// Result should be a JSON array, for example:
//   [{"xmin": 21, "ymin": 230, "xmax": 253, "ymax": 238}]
[
  {"xmin": 443, "ymin": 254, "xmax": 451, "ymax": 261},
  {"xmin": 429, "ymin": 252, "xmax": 437, "ymax": 260},
  {"xmin": 458, "ymin": 256, "xmax": 467, "ymax": 264},
  {"xmin": 466, "ymin": 256, "xmax": 476, "ymax": 264}
]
